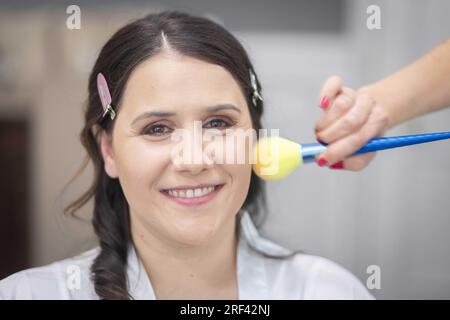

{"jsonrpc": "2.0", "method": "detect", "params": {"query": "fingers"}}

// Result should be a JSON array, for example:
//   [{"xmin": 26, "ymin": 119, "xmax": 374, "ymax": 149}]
[
  {"xmin": 317, "ymin": 104, "xmax": 390, "ymax": 170},
  {"xmin": 315, "ymin": 76, "xmax": 390, "ymax": 172},
  {"xmin": 318, "ymin": 75, "xmax": 342, "ymax": 109},
  {"xmin": 331, "ymin": 153, "xmax": 377, "ymax": 171},
  {"xmin": 315, "ymin": 87, "xmax": 356, "ymax": 134},
  {"xmin": 317, "ymin": 93, "xmax": 373, "ymax": 143}
]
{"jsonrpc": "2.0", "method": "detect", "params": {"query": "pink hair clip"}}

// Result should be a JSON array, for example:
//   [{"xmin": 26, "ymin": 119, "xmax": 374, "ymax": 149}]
[{"xmin": 97, "ymin": 73, "xmax": 116, "ymax": 120}]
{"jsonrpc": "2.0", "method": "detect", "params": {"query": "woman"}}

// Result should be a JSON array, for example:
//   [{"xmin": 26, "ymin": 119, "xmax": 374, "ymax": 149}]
[{"xmin": 0, "ymin": 11, "xmax": 372, "ymax": 300}]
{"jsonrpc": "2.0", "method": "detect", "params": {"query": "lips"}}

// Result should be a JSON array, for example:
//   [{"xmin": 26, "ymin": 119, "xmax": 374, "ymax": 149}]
[
  {"xmin": 166, "ymin": 185, "xmax": 215, "ymax": 198},
  {"xmin": 160, "ymin": 184, "xmax": 225, "ymax": 206},
  {"xmin": 160, "ymin": 183, "xmax": 221, "ymax": 192}
]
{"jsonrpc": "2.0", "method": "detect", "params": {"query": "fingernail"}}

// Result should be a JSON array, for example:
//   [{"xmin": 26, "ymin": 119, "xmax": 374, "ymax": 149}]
[
  {"xmin": 316, "ymin": 157, "xmax": 328, "ymax": 167},
  {"xmin": 330, "ymin": 161, "xmax": 344, "ymax": 170},
  {"xmin": 319, "ymin": 96, "xmax": 329, "ymax": 109}
]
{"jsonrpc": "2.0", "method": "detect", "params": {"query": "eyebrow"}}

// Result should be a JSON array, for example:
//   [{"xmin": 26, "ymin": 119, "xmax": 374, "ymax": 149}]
[{"xmin": 131, "ymin": 103, "xmax": 241, "ymax": 125}]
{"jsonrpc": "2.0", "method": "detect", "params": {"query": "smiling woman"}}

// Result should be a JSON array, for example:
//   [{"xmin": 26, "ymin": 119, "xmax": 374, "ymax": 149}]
[{"xmin": 0, "ymin": 10, "xmax": 373, "ymax": 300}]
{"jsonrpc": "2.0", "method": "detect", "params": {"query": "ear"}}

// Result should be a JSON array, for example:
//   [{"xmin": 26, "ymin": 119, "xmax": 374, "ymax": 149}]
[{"xmin": 100, "ymin": 130, "xmax": 119, "ymax": 178}]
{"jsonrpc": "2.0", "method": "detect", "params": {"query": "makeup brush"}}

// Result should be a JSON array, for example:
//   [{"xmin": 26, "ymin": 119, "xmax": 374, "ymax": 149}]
[{"xmin": 252, "ymin": 131, "xmax": 450, "ymax": 180}]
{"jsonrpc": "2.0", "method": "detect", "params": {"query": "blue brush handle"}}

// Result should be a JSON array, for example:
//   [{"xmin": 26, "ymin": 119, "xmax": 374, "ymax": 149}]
[{"xmin": 301, "ymin": 131, "xmax": 450, "ymax": 163}]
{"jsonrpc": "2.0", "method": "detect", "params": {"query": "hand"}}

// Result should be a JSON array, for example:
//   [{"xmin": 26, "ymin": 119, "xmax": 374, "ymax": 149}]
[{"xmin": 314, "ymin": 76, "xmax": 390, "ymax": 171}]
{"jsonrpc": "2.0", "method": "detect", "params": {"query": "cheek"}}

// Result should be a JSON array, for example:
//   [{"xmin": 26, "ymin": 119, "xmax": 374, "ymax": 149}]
[
  {"xmin": 225, "ymin": 161, "xmax": 253, "ymax": 204},
  {"xmin": 217, "ymin": 129, "xmax": 254, "ymax": 199},
  {"xmin": 116, "ymin": 141, "xmax": 171, "ymax": 199},
  {"xmin": 229, "ymin": 163, "xmax": 252, "ymax": 187},
  {"xmin": 220, "ymin": 161, "xmax": 252, "ymax": 216}
]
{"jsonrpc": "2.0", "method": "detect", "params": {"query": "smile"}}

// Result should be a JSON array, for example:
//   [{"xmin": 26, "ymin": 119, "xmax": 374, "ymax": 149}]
[{"xmin": 160, "ymin": 184, "xmax": 225, "ymax": 206}]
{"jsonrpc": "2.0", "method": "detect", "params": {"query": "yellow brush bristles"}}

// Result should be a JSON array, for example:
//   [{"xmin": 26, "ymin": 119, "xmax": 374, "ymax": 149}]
[{"xmin": 252, "ymin": 136, "xmax": 303, "ymax": 180}]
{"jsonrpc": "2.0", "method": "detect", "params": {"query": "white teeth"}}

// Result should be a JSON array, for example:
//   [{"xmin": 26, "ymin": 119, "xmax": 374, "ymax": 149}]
[
  {"xmin": 194, "ymin": 188, "xmax": 202, "ymax": 197},
  {"xmin": 166, "ymin": 185, "xmax": 217, "ymax": 198}
]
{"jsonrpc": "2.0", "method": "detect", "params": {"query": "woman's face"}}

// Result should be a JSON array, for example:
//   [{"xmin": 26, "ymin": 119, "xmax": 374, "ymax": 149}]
[{"xmin": 100, "ymin": 51, "xmax": 254, "ymax": 246}]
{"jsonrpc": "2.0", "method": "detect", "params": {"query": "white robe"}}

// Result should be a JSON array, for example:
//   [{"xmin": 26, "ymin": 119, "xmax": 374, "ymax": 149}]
[{"xmin": 0, "ymin": 210, "xmax": 374, "ymax": 299}]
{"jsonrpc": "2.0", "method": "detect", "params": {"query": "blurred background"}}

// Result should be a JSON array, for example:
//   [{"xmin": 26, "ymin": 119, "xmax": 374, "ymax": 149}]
[{"xmin": 0, "ymin": 0, "xmax": 449, "ymax": 299}]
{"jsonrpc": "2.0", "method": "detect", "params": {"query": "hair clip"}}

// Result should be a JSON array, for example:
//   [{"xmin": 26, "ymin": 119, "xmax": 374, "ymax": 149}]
[
  {"xmin": 97, "ymin": 73, "xmax": 116, "ymax": 121},
  {"xmin": 249, "ymin": 68, "xmax": 263, "ymax": 107}
]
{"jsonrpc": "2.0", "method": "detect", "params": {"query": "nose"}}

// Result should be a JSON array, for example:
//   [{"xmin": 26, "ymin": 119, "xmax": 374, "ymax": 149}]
[
  {"xmin": 171, "ymin": 126, "xmax": 215, "ymax": 175},
  {"xmin": 174, "ymin": 160, "xmax": 211, "ymax": 175}
]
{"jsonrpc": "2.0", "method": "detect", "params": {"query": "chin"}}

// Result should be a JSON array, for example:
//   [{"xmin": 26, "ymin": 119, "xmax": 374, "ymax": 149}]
[
  {"xmin": 169, "ymin": 217, "xmax": 219, "ymax": 246},
  {"xmin": 173, "ymin": 230, "xmax": 217, "ymax": 247}
]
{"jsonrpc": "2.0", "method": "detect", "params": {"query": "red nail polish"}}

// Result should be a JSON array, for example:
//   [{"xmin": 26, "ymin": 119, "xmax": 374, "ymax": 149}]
[
  {"xmin": 319, "ymin": 96, "xmax": 329, "ymax": 109},
  {"xmin": 330, "ymin": 161, "xmax": 344, "ymax": 169},
  {"xmin": 316, "ymin": 157, "xmax": 328, "ymax": 167}
]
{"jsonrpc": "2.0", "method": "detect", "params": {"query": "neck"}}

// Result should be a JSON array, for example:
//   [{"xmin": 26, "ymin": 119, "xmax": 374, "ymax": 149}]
[{"xmin": 130, "ymin": 214, "xmax": 239, "ymax": 299}]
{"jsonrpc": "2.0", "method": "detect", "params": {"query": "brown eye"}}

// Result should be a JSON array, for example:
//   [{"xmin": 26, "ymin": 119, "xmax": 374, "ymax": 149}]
[
  {"xmin": 204, "ymin": 118, "xmax": 232, "ymax": 129},
  {"xmin": 142, "ymin": 124, "xmax": 172, "ymax": 136}
]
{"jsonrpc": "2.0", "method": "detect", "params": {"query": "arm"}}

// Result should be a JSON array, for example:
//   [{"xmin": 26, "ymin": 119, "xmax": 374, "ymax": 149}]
[
  {"xmin": 314, "ymin": 39, "xmax": 450, "ymax": 171},
  {"xmin": 359, "ymin": 38, "xmax": 450, "ymax": 129}
]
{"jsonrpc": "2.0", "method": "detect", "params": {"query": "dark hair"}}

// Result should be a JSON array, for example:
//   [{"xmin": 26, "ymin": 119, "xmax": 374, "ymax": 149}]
[{"xmin": 63, "ymin": 11, "xmax": 297, "ymax": 300}]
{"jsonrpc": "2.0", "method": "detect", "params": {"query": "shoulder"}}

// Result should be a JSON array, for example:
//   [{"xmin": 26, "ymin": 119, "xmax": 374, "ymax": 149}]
[
  {"xmin": 265, "ymin": 252, "xmax": 374, "ymax": 299},
  {"xmin": 0, "ymin": 247, "xmax": 100, "ymax": 300},
  {"xmin": 238, "ymin": 211, "xmax": 374, "ymax": 300}
]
